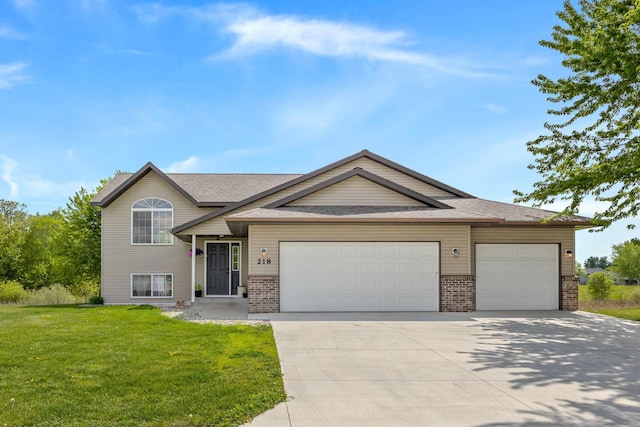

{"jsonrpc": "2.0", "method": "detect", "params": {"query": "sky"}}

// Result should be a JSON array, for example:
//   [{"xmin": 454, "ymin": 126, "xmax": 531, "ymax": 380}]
[{"xmin": 0, "ymin": 0, "xmax": 637, "ymax": 263}]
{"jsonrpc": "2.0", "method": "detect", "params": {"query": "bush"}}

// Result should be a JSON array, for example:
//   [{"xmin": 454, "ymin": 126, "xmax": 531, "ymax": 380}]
[
  {"xmin": 588, "ymin": 272, "xmax": 614, "ymax": 300},
  {"xmin": 26, "ymin": 284, "xmax": 77, "ymax": 305},
  {"xmin": 0, "ymin": 280, "xmax": 30, "ymax": 304},
  {"xmin": 88, "ymin": 295, "xmax": 104, "ymax": 305}
]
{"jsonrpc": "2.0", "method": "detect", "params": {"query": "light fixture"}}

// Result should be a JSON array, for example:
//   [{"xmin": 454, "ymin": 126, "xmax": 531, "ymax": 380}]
[
  {"xmin": 564, "ymin": 249, "xmax": 573, "ymax": 258},
  {"xmin": 452, "ymin": 248, "xmax": 460, "ymax": 256}
]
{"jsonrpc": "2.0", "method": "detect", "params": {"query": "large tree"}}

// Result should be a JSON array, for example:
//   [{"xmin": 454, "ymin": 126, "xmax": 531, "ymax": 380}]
[
  {"xmin": 0, "ymin": 200, "xmax": 29, "ymax": 281},
  {"xmin": 610, "ymin": 240, "xmax": 640, "ymax": 281},
  {"xmin": 514, "ymin": 0, "xmax": 640, "ymax": 230}
]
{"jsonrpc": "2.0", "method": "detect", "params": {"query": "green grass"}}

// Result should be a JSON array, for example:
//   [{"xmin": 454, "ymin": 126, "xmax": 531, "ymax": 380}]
[
  {"xmin": 0, "ymin": 305, "xmax": 285, "ymax": 427},
  {"xmin": 587, "ymin": 308, "xmax": 640, "ymax": 321},
  {"xmin": 579, "ymin": 284, "xmax": 640, "ymax": 321}
]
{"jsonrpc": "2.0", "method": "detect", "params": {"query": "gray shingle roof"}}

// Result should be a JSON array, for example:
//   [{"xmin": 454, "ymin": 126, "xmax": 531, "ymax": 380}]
[{"xmin": 92, "ymin": 172, "xmax": 302, "ymax": 204}]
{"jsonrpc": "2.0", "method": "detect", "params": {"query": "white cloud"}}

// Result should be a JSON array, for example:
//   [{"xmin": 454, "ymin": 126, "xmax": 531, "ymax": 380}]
[
  {"xmin": 11, "ymin": 0, "xmax": 35, "ymax": 10},
  {"xmin": 0, "ymin": 26, "xmax": 25, "ymax": 40},
  {"xmin": 0, "ymin": 61, "xmax": 28, "ymax": 89},
  {"xmin": 165, "ymin": 156, "xmax": 200, "ymax": 173},
  {"xmin": 0, "ymin": 155, "xmax": 19, "ymax": 198},
  {"xmin": 134, "ymin": 3, "xmax": 502, "ymax": 79},
  {"xmin": 484, "ymin": 103, "xmax": 507, "ymax": 114}
]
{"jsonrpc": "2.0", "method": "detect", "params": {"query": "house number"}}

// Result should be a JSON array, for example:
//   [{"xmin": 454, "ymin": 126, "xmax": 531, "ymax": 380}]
[{"xmin": 257, "ymin": 258, "xmax": 272, "ymax": 265}]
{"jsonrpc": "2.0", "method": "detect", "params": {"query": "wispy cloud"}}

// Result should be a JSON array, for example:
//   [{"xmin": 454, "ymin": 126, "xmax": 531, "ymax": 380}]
[
  {"xmin": 0, "ymin": 155, "xmax": 19, "ymax": 198},
  {"xmin": 0, "ymin": 61, "xmax": 28, "ymax": 89},
  {"xmin": 11, "ymin": 0, "xmax": 35, "ymax": 10},
  {"xmin": 165, "ymin": 156, "xmax": 200, "ymax": 173},
  {"xmin": 133, "ymin": 3, "xmax": 502, "ymax": 79},
  {"xmin": 484, "ymin": 103, "xmax": 507, "ymax": 114},
  {"xmin": 0, "ymin": 26, "xmax": 26, "ymax": 40}
]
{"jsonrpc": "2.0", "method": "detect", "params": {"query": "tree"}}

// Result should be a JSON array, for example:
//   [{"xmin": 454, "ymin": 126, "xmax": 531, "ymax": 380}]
[
  {"xmin": 0, "ymin": 200, "xmax": 29, "ymax": 281},
  {"xmin": 584, "ymin": 256, "xmax": 611, "ymax": 269},
  {"xmin": 576, "ymin": 262, "xmax": 587, "ymax": 277},
  {"xmin": 19, "ymin": 211, "xmax": 64, "ymax": 288},
  {"xmin": 514, "ymin": 0, "xmax": 640, "ymax": 230},
  {"xmin": 55, "ymin": 186, "xmax": 104, "ymax": 286},
  {"xmin": 610, "ymin": 240, "xmax": 640, "ymax": 281}
]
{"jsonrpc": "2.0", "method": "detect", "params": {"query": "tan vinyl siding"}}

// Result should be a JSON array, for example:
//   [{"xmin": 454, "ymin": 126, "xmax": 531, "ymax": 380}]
[
  {"xmin": 470, "ymin": 226, "xmax": 575, "ymax": 276},
  {"xmin": 287, "ymin": 176, "xmax": 425, "ymax": 207},
  {"xmin": 248, "ymin": 223, "xmax": 470, "ymax": 276},
  {"xmin": 101, "ymin": 171, "xmax": 218, "ymax": 304}
]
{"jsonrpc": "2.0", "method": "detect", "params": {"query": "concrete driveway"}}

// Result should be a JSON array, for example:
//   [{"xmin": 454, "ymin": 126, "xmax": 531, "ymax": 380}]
[{"xmin": 245, "ymin": 311, "xmax": 640, "ymax": 426}]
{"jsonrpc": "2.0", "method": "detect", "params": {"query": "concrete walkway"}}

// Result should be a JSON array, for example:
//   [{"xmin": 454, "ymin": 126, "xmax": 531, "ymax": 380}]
[{"xmin": 245, "ymin": 311, "xmax": 640, "ymax": 426}]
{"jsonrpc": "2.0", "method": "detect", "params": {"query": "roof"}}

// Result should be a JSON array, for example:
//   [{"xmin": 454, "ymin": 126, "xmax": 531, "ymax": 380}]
[
  {"xmin": 91, "ymin": 150, "xmax": 593, "ymax": 234},
  {"xmin": 92, "ymin": 165, "xmax": 301, "ymax": 207}
]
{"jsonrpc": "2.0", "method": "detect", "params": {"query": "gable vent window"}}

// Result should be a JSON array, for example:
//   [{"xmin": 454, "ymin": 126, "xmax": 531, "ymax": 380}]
[{"xmin": 131, "ymin": 198, "xmax": 173, "ymax": 245}]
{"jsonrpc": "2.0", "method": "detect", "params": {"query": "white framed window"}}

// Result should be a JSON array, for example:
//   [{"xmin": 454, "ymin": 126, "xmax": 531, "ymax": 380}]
[
  {"xmin": 131, "ymin": 274, "xmax": 173, "ymax": 298},
  {"xmin": 131, "ymin": 198, "xmax": 173, "ymax": 245},
  {"xmin": 232, "ymin": 244, "xmax": 240, "ymax": 272}
]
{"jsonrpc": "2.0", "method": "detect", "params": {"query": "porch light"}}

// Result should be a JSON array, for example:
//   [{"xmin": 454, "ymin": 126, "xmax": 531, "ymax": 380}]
[{"xmin": 564, "ymin": 249, "xmax": 573, "ymax": 258}]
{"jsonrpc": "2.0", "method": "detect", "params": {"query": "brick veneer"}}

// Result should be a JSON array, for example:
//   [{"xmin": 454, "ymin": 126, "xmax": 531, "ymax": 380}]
[
  {"xmin": 247, "ymin": 275, "xmax": 280, "ymax": 313},
  {"xmin": 561, "ymin": 276, "xmax": 579, "ymax": 311},
  {"xmin": 440, "ymin": 275, "xmax": 475, "ymax": 312}
]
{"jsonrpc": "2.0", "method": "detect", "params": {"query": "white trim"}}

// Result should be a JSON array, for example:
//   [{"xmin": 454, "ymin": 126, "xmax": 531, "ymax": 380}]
[
  {"xmin": 130, "ymin": 197, "xmax": 174, "ymax": 246},
  {"xmin": 203, "ymin": 240, "xmax": 243, "ymax": 297},
  {"xmin": 130, "ymin": 273, "xmax": 174, "ymax": 298},
  {"xmin": 191, "ymin": 235, "xmax": 196, "ymax": 303}
]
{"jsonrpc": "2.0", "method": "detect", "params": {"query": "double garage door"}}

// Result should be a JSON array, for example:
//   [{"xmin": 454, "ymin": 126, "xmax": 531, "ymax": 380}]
[
  {"xmin": 280, "ymin": 242, "xmax": 439, "ymax": 312},
  {"xmin": 279, "ymin": 242, "xmax": 560, "ymax": 312}
]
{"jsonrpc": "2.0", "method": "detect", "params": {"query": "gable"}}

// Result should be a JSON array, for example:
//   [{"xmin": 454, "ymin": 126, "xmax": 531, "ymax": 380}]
[
  {"xmin": 173, "ymin": 150, "xmax": 465, "ymax": 234},
  {"xmin": 286, "ymin": 175, "xmax": 425, "ymax": 207}
]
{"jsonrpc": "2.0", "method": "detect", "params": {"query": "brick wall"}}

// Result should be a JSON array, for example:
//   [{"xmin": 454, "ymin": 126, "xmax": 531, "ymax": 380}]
[
  {"xmin": 440, "ymin": 275, "xmax": 475, "ymax": 312},
  {"xmin": 247, "ymin": 275, "xmax": 280, "ymax": 313},
  {"xmin": 561, "ymin": 276, "xmax": 579, "ymax": 311}
]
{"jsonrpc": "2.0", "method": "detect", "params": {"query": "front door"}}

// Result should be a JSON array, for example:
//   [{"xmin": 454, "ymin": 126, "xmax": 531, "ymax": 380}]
[{"xmin": 206, "ymin": 243, "xmax": 229, "ymax": 295}]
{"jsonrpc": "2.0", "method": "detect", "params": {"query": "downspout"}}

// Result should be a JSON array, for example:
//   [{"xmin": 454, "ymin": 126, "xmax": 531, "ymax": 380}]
[{"xmin": 191, "ymin": 234, "xmax": 196, "ymax": 304}]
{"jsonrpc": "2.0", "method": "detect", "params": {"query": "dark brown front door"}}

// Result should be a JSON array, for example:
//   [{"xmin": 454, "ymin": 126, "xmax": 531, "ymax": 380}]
[{"xmin": 206, "ymin": 243, "xmax": 229, "ymax": 295}]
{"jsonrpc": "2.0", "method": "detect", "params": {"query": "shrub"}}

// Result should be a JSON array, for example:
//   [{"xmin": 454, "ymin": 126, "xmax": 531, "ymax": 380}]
[
  {"xmin": 0, "ymin": 280, "xmax": 30, "ymax": 304},
  {"xmin": 26, "ymin": 284, "xmax": 77, "ymax": 305},
  {"xmin": 587, "ymin": 272, "xmax": 614, "ymax": 300},
  {"xmin": 88, "ymin": 295, "xmax": 104, "ymax": 305}
]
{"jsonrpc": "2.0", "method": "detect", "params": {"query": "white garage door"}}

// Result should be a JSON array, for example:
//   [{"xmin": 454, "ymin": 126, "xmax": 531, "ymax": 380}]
[
  {"xmin": 476, "ymin": 244, "xmax": 559, "ymax": 310},
  {"xmin": 280, "ymin": 242, "xmax": 439, "ymax": 312}
]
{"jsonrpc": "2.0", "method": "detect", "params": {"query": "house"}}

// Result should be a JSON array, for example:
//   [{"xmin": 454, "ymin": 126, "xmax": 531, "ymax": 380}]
[
  {"xmin": 579, "ymin": 267, "xmax": 605, "ymax": 284},
  {"xmin": 91, "ymin": 149, "xmax": 591, "ymax": 313}
]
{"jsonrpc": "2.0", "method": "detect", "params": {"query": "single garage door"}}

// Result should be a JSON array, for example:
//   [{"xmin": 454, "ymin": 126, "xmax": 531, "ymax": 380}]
[
  {"xmin": 280, "ymin": 242, "xmax": 439, "ymax": 312},
  {"xmin": 476, "ymin": 243, "xmax": 559, "ymax": 310}
]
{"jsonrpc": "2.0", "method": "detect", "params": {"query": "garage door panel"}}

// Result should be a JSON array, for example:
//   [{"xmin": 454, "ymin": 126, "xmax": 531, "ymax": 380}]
[
  {"xmin": 476, "ymin": 244, "xmax": 559, "ymax": 310},
  {"xmin": 281, "ymin": 242, "xmax": 439, "ymax": 312}
]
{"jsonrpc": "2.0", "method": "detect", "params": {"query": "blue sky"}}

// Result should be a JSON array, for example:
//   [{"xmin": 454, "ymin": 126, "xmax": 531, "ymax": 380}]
[{"xmin": 0, "ymin": 0, "xmax": 636, "ymax": 262}]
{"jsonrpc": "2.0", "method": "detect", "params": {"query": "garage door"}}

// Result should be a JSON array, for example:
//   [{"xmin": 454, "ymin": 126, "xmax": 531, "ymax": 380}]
[
  {"xmin": 476, "ymin": 244, "xmax": 559, "ymax": 310},
  {"xmin": 280, "ymin": 242, "xmax": 439, "ymax": 312}
]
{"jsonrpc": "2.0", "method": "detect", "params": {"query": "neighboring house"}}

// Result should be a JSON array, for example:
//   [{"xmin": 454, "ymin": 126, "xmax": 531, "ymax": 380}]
[{"xmin": 91, "ymin": 150, "xmax": 592, "ymax": 313}]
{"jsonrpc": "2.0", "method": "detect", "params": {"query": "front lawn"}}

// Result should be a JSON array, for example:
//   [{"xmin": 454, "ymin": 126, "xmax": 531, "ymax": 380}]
[{"xmin": 0, "ymin": 305, "xmax": 285, "ymax": 427}]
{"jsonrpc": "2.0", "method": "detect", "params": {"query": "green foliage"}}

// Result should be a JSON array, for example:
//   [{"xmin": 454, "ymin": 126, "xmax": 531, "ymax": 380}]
[
  {"xmin": 26, "ymin": 284, "xmax": 77, "ymax": 305},
  {"xmin": 0, "ymin": 280, "xmax": 30, "ymax": 304},
  {"xmin": 19, "ymin": 211, "xmax": 65, "ymax": 288},
  {"xmin": 88, "ymin": 295, "xmax": 104, "ymax": 305},
  {"xmin": 587, "ymin": 272, "xmax": 614, "ymax": 299},
  {"xmin": 610, "ymin": 240, "xmax": 640, "ymax": 280},
  {"xmin": 584, "ymin": 255, "xmax": 612, "ymax": 269},
  {"xmin": 55, "ymin": 186, "xmax": 103, "ymax": 285},
  {"xmin": 71, "ymin": 278, "xmax": 100, "ymax": 303},
  {"xmin": 0, "ymin": 200, "xmax": 28, "ymax": 281},
  {"xmin": 514, "ymin": 0, "xmax": 640, "ymax": 230},
  {"xmin": 0, "ymin": 305, "xmax": 285, "ymax": 426},
  {"xmin": 576, "ymin": 262, "xmax": 587, "ymax": 277}
]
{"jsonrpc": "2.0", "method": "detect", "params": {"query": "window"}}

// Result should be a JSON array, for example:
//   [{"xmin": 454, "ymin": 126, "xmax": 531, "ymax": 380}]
[
  {"xmin": 232, "ymin": 245, "xmax": 240, "ymax": 271},
  {"xmin": 132, "ymin": 198, "xmax": 173, "ymax": 244},
  {"xmin": 131, "ymin": 274, "xmax": 173, "ymax": 298}
]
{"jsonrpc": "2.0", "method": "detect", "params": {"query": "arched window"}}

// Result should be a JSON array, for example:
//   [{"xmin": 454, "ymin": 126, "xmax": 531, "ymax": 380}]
[{"xmin": 131, "ymin": 198, "xmax": 173, "ymax": 244}]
